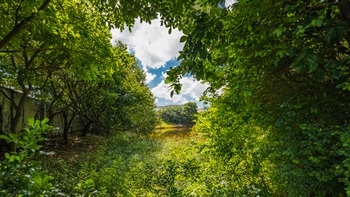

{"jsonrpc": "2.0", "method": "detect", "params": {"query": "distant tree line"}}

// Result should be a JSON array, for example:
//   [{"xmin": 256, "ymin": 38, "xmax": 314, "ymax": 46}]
[{"xmin": 158, "ymin": 102, "xmax": 198, "ymax": 126}]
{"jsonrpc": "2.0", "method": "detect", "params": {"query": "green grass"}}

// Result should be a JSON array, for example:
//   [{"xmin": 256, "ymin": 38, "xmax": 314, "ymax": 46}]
[
  {"xmin": 155, "ymin": 121, "xmax": 190, "ymax": 129},
  {"xmin": 42, "ymin": 129, "xmax": 209, "ymax": 196}
]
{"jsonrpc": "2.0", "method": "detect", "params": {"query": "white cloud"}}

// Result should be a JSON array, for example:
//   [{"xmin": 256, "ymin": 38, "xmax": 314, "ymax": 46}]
[
  {"xmin": 111, "ymin": 18, "xmax": 184, "ymax": 69},
  {"xmin": 145, "ymin": 72, "xmax": 156, "ymax": 84},
  {"xmin": 179, "ymin": 77, "xmax": 209, "ymax": 100},
  {"xmin": 218, "ymin": 0, "xmax": 237, "ymax": 9},
  {"xmin": 225, "ymin": 0, "xmax": 237, "ymax": 7},
  {"xmin": 161, "ymin": 71, "xmax": 167, "ymax": 79},
  {"xmin": 151, "ymin": 77, "xmax": 209, "ymax": 105},
  {"xmin": 111, "ymin": 17, "xmax": 210, "ymax": 106}
]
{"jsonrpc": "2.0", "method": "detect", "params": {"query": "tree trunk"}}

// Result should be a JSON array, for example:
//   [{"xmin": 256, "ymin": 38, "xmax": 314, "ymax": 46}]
[
  {"xmin": 62, "ymin": 110, "xmax": 77, "ymax": 144},
  {"xmin": 81, "ymin": 120, "xmax": 93, "ymax": 137},
  {"xmin": 9, "ymin": 90, "xmax": 28, "ymax": 152},
  {"xmin": 62, "ymin": 111, "xmax": 69, "ymax": 144}
]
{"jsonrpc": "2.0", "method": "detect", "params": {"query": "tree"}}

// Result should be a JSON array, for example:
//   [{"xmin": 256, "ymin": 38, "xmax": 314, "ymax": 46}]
[
  {"xmin": 0, "ymin": 0, "xmax": 52, "ymax": 49},
  {"xmin": 159, "ymin": 102, "xmax": 198, "ymax": 126},
  {"xmin": 0, "ymin": 0, "xmax": 159, "ymax": 147},
  {"xmin": 0, "ymin": 0, "xmax": 198, "ymax": 50},
  {"xmin": 183, "ymin": 102, "xmax": 198, "ymax": 125},
  {"xmin": 166, "ymin": 0, "xmax": 350, "ymax": 195}
]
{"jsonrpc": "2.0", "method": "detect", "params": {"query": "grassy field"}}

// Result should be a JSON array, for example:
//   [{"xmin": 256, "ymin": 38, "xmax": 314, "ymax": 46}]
[
  {"xmin": 154, "ymin": 121, "xmax": 192, "ymax": 129},
  {"xmin": 42, "ymin": 128, "xmax": 208, "ymax": 196}
]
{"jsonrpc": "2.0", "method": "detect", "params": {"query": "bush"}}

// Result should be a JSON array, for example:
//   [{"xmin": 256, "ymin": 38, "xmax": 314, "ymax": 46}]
[{"xmin": 0, "ymin": 118, "xmax": 61, "ymax": 196}]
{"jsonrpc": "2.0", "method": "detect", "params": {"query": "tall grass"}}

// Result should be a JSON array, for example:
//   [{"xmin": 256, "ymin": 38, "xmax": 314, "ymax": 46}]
[{"xmin": 42, "ymin": 129, "xmax": 211, "ymax": 196}]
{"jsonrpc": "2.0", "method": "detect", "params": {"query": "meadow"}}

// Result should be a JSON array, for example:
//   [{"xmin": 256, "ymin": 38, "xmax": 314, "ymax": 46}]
[{"xmin": 41, "ymin": 127, "xmax": 219, "ymax": 196}]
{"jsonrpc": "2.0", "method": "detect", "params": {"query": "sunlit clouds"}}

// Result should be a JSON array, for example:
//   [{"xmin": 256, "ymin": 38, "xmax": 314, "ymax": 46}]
[
  {"xmin": 111, "ymin": 18, "xmax": 183, "ymax": 69},
  {"xmin": 111, "ymin": 17, "xmax": 209, "ymax": 106},
  {"xmin": 151, "ymin": 77, "xmax": 209, "ymax": 105}
]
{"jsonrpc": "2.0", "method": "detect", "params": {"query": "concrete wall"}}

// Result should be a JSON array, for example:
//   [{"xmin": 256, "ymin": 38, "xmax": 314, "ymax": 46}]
[{"xmin": 0, "ymin": 87, "xmax": 81, "ymax": 135}]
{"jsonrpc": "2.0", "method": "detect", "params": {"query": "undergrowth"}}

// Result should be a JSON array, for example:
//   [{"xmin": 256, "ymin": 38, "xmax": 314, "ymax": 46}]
[
  {"xmin": 42, "ymin": 125, "xmax": 247, "ymax": 196},
  {"xmin": 42, "ymin": 129, "xmax": 222, "ymax": 196}
]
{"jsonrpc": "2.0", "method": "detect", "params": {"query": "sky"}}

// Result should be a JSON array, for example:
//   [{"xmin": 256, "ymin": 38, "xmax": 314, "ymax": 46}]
[
  {"xmin": 111, "ymin": 18, "xmax": 209, "ymax": 107},
  {"xmin": 110, "ymin": 0, "xmax": 236, "ymax": 107}
]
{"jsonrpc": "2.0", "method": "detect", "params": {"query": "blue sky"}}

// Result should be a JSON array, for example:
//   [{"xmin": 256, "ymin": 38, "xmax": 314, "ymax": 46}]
[{"xmin": 111, "ymin": 18, "xmax": 209, "ymax": 107}]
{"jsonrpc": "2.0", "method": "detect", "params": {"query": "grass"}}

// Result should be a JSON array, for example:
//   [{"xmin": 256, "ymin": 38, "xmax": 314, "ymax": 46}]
[
  {"xmin": 41, "ymin": 128, "xmax": 207, "ymax": 196},
  {"xmin": 155, "ymin": 121, "xmax": 192, "ymax": 129}
]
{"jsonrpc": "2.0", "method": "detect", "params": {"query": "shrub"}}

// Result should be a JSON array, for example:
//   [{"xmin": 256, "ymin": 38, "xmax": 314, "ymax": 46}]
[{"xmin": 0, "ymin": 118, "xmax": 61, "ymax": 196}]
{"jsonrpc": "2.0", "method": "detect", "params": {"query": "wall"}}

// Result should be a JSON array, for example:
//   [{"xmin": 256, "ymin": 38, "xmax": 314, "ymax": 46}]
[{"xmin": 0, "ymin": 87, "xmax": 81, "ymax": 135}]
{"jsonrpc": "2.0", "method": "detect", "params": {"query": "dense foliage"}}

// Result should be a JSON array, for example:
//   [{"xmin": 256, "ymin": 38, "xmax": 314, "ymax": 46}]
[
  {"xmin": 159, "ymin": 102, "xmax": 198, "ymax": 126},
  {"xmin": 2, "ymin": 0, "xmax": 350, "ymax": 195},
  {"xmin": 0, "ymin": 118, "xmax": 60, "ymax": 196},
  {"xmin": 165, "ymin": 0, "xmax": 350, "ymax": 196},
  {"xmin": 0, "ymin": 0, "xmax": 158, "ymax": 146}
]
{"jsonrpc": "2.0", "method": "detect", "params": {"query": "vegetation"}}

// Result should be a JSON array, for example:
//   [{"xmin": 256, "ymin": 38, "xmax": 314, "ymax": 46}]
[
  {"xmin": 37, "ymin": 128, "xmax": 199, "ymax": 196},
  {"xmin": 1, "ymin": 0, "xmax": 350, "ymax": 196},
  {"xmin": 158, "ymin": 102, "xmax": 198, "ymax": 126},
  {"xmin": 0, "ymin": 119, "xmax": 60, "ymax": 196},
  {"xmin": 166, "ymin": 0, "xmax": 350, "ymax": 196},
  {"xmin": 0, "ymin": 1, "xmax": 158, "ymax": 149}
]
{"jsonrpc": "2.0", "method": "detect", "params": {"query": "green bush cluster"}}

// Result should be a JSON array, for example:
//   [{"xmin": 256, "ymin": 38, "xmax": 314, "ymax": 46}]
[
  {"xmin": 193, "ymin": 82, "xmax": 350, "ymax": 196},
  {"xmin": 0, "ymin": 118, "xmax": 61, "ymax": 196},
  {"xmin": 164, "ymin": 0, "xmax": 350, "ymax": 195}
]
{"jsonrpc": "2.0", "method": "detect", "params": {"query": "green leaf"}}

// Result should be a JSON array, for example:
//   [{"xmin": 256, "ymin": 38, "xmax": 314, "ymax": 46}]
[
  {"xmin": 177, "ymin": 54, "xmax": 184, "ymax": 61},
  {"xmin": 0, "ymin": 134, "xmax": 10, "ymax": 141},
  {"xmin": 311, "ymin": 19, "xmax": 323, "ymax": 27},
  {"xmin": 9, "ymin": 155, "xmax": 16, "ymax": 162},
  {"xmin": 42, "ymin": 118, "xmax": 49, "ymax": 124},
  {"xmin": 33, "ymin": 175, "xmax": 43, "ymax": 186},
  {"xmin": 243, "ymin": 89, "xmax": 252, "ymax": 97},
  {"xmin": 182, "ymin": 29, "xmax": 190, "ymax": 35},
  {"xmin": 8, "ymin": 133, "xmax": 18, "ymax": 142},
  {"xmin": 247, "ymin": 25, "xmax": 252, "ymax": 31},
  {"xmin": 27, "ymin": 117, "xmax": 35, "ymax": 128},
  {"xmin": 296, "ymin": 25, "xmax": 305, "ymax": 35},
  {"xmin": 306, "ymin": 56, "xmax": 317, "ymax": 73},
  {"xmin": 174, "ymin": 84, "xmax": 182, "ymax": 94},
  {"xmin": 180, "ymin": 36, "xmax": 187, "ymax": 43},
  {"xmin": 4, "ymin": 152, "xmax": 10, "ymax": 159},
  {"xmin": 193, "ymin": 43, "xmax": 201, "ymax": 57},
  {"xmin": 165, "ymin": 77, "xmax": 172, "ymax": 84},
  {"xmin": 273, "ymin": 28, "xmax": 282, "ymax": 37}
]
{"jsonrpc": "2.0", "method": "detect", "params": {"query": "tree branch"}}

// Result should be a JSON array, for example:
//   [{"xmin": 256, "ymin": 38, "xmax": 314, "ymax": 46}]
[
  {"xmin": 0, "ymin": 88, "xmax": 18, "ymax": 109},
  {"xmin": 10, "ymin": 55, "xmax": 17, "ymax": 70},
  {"xmin": 0, "ymin": 0, "xmax": 52, "ymax": 49},
  {"xmin": 27, "ymin": 44, "xmax": 45, "ymax": 66}
]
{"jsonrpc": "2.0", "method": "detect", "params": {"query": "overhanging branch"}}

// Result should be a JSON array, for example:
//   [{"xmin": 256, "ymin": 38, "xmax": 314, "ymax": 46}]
[{"xmin": 0, "ymin": 0, "xmax": 52, "ymax": 49}]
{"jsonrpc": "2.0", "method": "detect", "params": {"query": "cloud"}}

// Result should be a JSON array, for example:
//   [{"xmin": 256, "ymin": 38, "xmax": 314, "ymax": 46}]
[
  {"xmin": 111, "ymin": 18, "xmax": 184, "ymax": 69},
  {"xmin": 145, "ymin": 72, "xmax": 156, "ymax": 84},
  {"xmin": 111, "ymin": 17, "xmax": 210, "ymax": 106},
  {"xmin": 179, "ymin": 77, "xmax": 209, "ymax": 100},
  {"xmin": 161, "ymin": 71, "xmax": 167, "ymax": 79},
  {"xmin": 218, "ymin": 0, "xmax": 237, "ymax": 9},
  {"xmin": 225, "ymin": 0, "xmax": 237, "ymax": 6},
  {"xmin": 151, "ymin": 77, "xmax": 209, "ymax": 105}
]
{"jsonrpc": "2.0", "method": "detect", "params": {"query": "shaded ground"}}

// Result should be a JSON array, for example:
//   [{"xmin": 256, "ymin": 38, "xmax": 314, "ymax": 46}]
[
  {"xmin": 43, "ymin": 133, "xmax": 106, "ymax": 162},
  {"xmin": 43, "ymin": 128, "xmax": 200, "ymax": 161}
]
